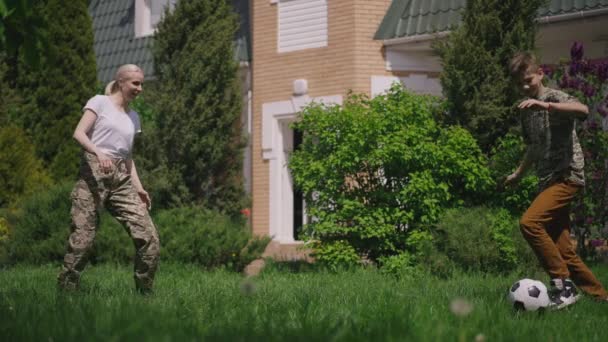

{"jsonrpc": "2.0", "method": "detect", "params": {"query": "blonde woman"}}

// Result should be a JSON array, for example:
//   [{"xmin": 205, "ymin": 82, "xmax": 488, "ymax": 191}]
[{"xmin": 57, "ymin": 64, "xmax": 160, "ymax": 294}]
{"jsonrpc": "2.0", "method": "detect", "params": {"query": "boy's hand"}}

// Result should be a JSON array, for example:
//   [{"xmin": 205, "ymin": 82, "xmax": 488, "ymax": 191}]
[
  {"xmin": 503, "ymin": 172, "xmax": 522, "ymax": 188},
  {"xmin": 518, "ymin": 99, "xmax": 549, "ymax": 110}
]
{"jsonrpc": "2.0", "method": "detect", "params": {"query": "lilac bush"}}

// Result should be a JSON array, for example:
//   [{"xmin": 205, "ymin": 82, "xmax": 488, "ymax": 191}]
[{"xmin": 545, "ymin": 42, "xmax": 608, "ymax": 256}]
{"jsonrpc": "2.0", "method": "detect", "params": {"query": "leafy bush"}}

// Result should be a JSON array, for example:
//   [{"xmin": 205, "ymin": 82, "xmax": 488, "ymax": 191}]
[
  {"xmin": 378, "ymin": 252, "xmax": 416, "ymax": 278},
  {"xmin": 290, "ymin": 85, "xmax": 493, "ymax": 267},
  {"xmin": 488, "ymin": 133, "xmax": 538, "ymax": 215},
  {"xmin": 7, "ymin": 182, "xmax": 72, "ymax": 264},
  {"xmin": 0, "ymin": 124, "xmax": 51, "ymax": 208},
  {"xmin": 0, "ymin": 216, "xmax": 9, "ymax": 265},
  {"xmin": 154, "ymin": 207, "xmax": 269, "ymax": 271},
  {"xmin": 311, "ymin": 240, "xmax": 361, "ymax": 271},
  {"xmin": 433, "ymin": 206, "xmax": 537, "ymax": 273},
  {"xmin": 544, "ymin": 42, "xmax": 608, "ymax": 253},
  {"xmin": 8, "ymin": 185, "xmax": 268, "ymax": 271}
]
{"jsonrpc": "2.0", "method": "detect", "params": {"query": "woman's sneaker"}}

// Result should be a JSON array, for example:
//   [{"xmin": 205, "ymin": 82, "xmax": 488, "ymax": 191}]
[{"xmin": 548, "ymin": 278, "xmax": 580, "ymax": 310}]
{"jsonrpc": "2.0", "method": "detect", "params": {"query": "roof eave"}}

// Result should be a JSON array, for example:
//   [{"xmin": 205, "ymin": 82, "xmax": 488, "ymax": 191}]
[{"xmin": 380, "ymin": 6, "xmax": 608, "ymax": 46}]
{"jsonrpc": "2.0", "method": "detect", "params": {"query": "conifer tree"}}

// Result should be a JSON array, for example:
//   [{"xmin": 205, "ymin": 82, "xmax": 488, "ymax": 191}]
[
  {"xmin": 435, "ymin": 0, "xmax": 547, "ymax": 152},
  {"xmin": 153, "ymin": 0, "xmax": 246, "ymax": 213},
  {"xmin": 14, "ymin": 0, "xmax": 97, "ymax": 181}
]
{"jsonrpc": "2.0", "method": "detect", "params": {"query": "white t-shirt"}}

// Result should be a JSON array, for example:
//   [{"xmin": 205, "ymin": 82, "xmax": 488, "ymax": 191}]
[{"xmin": 83, "ymin": 95, "xmax": 141, "ymax": 159}]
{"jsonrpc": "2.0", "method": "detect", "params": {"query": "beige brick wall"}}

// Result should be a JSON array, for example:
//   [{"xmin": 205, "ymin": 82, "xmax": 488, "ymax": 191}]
[{"xmin": 251, "ymin": 0, "xmax": 393, "ymax": 236}]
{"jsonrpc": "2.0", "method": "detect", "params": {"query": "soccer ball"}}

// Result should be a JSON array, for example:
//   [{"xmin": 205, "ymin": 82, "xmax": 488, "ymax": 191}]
[{"xmin": 508, "ymin": 278, "xmax": 550, "ymax": 311}]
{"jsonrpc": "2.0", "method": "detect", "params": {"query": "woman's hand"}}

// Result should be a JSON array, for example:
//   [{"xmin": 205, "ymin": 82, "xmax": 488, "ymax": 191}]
[
  {"xmin": 96, "ymin": 151, "xmax": 114, "ymax": 174},
  {"xmin": 137, "ymin": 189, "xmax": 152, "ymax": 210}
]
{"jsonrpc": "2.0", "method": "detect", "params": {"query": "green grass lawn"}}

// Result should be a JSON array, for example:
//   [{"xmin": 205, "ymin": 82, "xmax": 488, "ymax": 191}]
[{"xmin": 1, "ymin": 262, "xmax": 608, "ymax": 341}]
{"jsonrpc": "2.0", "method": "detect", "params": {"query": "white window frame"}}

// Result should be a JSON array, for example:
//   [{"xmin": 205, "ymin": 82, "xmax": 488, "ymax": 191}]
[{"xmin": 135, "ymin": 0, "xmax": 176, "ymax": 38}]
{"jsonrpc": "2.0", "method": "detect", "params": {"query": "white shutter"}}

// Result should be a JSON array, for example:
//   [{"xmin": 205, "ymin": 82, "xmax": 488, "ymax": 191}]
[{"xmin": 278, "ymin": 0, "xmax": 328, "ymax": 53}]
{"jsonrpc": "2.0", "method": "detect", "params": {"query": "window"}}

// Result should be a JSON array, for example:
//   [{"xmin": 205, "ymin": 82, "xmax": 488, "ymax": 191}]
[
  {"xmin": 278, "ymin": 0, "xmax": 328, "ymax": 53},
  {"xmin": 135, "ymin": 0, "xmax": 177, "ymax": 38}
]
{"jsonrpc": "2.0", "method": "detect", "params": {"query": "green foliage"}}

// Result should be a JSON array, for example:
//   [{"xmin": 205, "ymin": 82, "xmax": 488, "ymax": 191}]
[
  {"xmin": 435, "ymin": 0, "xmax": 547, "ymax": 152},
  {"xmin": 7, "ymin": 184, "xmax": 267, "ymax": 271},
  {"xmin": 290, "ymin": 85, "xmax": 493, "ymax": 267},
  {"xmin": 0, "ymin": 216, "xmax": 9, "ymax": 265},
  {"xmin": 544, "ymin": 43, "xmax": 608, "ymax": 253},
  {"xmin": 152, "ymin": 0, "xmax": 247, "ymax": 214},
  {"xmin": 434, "ymin": 206, "xmax": 537, "ymax": 273},
  {"xmin": 0, "ymin": 0, "xmax": 46, "ymax": 67},
  {"xmin": 11, "ymin": 0, "xmax": 96, "ymax": 181},
  {"xmin": 152, "ymin": 207, "xmax": 269, "ymax": 271},
  {"xmin": 7, "ymin": 182, "xmax": 72, "ymax": 264},
  {"xmin": 311, "ymin": 240, "xmax": 361, "ymax": 271},
  {"xmin": 130, "ymin": 93, "xmax": 192, "ymax": 209},
  {"xmin": 0, "ymin": 124, "xmax": 51, "ymax": 208},
  {"xmin": 378, "ymin": 252, "xmax": 416, "ymax": 278},
  {"xmin": 489, "ymin": 133, "xmax": 538, "ymax": 214}
]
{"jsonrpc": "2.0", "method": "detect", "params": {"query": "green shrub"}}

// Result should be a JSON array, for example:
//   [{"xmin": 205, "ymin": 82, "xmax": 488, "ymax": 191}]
[
  {"xmin": 378, "ymin": 252, "xmax": 416, "ymax": 278},
  {"xmin": 8, "ymin": 185, "xmax": 268, "ymax": 271},
  {"xmin": 8, "ymin": 183, "xmax": 72, "ymax": 264},
  {"xmin": 0, "ymin": 216, "xmax": 10, "ymax": 265},
  {"xmin": 290, "ymin": 85, "xmax": 493, "ymax": 267},
  {"xmin": 489, "ymin": 133, "xmax": 538, "ymax": 215},
  {"xmin": 311, "ymin": 239, "xmax": 361, "ymax": 271},
  {"xmin": 154, "ymin": 207, "xmax": 269, "ymax": 271},
  {"xmin": 434, "ymin": 206, "xmax": 537, "ymax": 273},
  {"xmin": 0, "ymin": 124, "xmax": 51, "ymax": 208}
]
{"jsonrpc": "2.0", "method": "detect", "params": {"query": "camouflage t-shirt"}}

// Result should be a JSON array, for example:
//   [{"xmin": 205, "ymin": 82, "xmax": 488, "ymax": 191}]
[{"xmin": 520, "ymin": 88, "xmax": 585, "ymax": 191}]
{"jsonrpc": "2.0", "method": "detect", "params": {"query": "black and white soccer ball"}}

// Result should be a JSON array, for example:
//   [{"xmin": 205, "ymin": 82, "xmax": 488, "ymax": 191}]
[{"xmin": 508, "ymin": 278, "xmax": 550, "ymax": 311}]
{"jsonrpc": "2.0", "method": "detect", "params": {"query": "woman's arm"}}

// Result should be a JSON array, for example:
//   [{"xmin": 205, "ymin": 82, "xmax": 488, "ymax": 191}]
[
  {"xmin": 73, "ymin": 109, "xmax": 113, "ymax": 173},
  {"xmin": 126, "ymin": 159, "xmax": 151, "ymax": 210}
]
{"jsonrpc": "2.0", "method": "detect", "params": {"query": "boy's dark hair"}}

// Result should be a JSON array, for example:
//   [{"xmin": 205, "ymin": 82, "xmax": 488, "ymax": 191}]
[{"xmin": 509, "ymin": 52, "xmax": 539, "ymax": 78}]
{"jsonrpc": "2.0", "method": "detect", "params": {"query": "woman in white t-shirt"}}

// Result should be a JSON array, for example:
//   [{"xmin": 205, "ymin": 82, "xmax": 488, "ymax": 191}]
[{"xmin": 57, "ymin": 64, "xmax": 160, "ymax": 295}]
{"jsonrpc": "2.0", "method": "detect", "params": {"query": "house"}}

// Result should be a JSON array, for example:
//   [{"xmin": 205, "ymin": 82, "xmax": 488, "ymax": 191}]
[{"xmin": 88, "ymin": 1, "xmax": 608, "ymax": 260}]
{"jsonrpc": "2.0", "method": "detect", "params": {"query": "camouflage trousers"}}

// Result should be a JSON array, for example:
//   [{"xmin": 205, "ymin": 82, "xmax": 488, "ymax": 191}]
[{"xmin": 57, "ymin": 152, "xmax": 160, "ymax": 292}]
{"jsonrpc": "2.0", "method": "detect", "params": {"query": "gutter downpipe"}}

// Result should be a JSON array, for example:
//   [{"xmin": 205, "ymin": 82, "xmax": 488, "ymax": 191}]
[{"xmin": 382, "ymin": 8, "xmax": 608, "ymax": 46}]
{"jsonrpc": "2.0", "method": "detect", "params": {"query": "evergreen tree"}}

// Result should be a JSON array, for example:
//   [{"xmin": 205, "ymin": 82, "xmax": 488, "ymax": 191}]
[
  {"xmin": 435, "ymin": 0, "xmax": 547, "ymax": 152},
  {"xmin": 14, "ymin": 0, "xmax": 97, "ymax": 181},
  {"xmin": 153, "ymin": 0, "xmax": 246, "ymax": 214}
]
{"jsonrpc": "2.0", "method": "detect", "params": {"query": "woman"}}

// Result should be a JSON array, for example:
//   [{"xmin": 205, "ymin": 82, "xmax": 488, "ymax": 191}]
[{"xmin": 57, "ymin": 64, "xmax": 160, "ymax": 294}]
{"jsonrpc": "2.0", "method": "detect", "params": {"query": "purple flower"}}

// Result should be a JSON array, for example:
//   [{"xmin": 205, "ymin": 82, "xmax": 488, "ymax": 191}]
[
  {"xmin": 570, "ymin": 41, "xmax": 584, "ymax": 61},
  {"xmin": 598, "ymin": 105, "xmax": 608, "ymax": 118},
  {"xmin": 586, "ymin": 216, "xmax": 594, "ymax": 225},
  {"xmin": 541, "ymin": 64, "xmax": 554, "ymax": 77},
  {"xmin": 596, "ymin": 62, "xmax": 608, "ymax": 82},
  {"xmin": 569, "ymin": 61, "xmax": 583, "ymax": 76},
  {"xmin": 590, "ymin": 239, "xmax": 604, "ymax": 248},
  {"xmin": 583, "ymin": 84, "xmax": 596, "ymax": 98}
]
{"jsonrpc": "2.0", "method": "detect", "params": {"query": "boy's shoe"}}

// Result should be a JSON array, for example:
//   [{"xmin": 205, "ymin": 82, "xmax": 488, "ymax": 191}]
[{"xmin": 548, "ymin": 278, "xmax": 580, "ymax": 310}]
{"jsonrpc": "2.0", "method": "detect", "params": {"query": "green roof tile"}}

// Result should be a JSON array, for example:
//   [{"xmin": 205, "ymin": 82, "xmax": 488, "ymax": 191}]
[
  {"xmin": 375, "ymin": 0, "xmax": 608, "ymax": 40},
  {"xmin": 88, "ymin": 0, "xmax": 250, "ymax": 84}
]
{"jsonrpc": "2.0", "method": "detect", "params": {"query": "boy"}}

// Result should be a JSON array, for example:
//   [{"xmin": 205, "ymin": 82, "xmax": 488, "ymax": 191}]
[{"xmin": 505, "ymin": 52, "xmax": 608, "ymax": 309}]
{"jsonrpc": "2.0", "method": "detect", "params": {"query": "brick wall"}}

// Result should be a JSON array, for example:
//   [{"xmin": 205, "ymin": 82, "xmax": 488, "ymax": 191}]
[{"xmin": 251, "ymin": 0, "xmax": 392, "ymax": 237}]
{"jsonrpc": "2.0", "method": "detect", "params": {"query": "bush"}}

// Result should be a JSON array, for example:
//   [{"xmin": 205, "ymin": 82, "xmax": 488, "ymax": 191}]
[
  {"xmin": 8, "ymin": 185, "xmax": 268, "ymax": 272},
  {"xmin": 8, "ymin": 183, "xmax": 73, "ymax": 264},
  {"xmin": 488, "ymin": 133, "xmax": 538, "ymax": 215},
  {"xmin": 155, "ymin": 207, "xmax": 269, "ymax": 271},
  {"xmin": 0, "ymin": 124, "xmax": 51, "ymax": 208},
  {"xmin": 0, "ymin": 216, "xmax": 10, "ymax": 265},
  {"xmin": 290, "ymin": 85, "xmax": 493, "ymax": 267},
  {"xmin": 433, "ymin": 206, "xmax": 537, "ymax": 273}
]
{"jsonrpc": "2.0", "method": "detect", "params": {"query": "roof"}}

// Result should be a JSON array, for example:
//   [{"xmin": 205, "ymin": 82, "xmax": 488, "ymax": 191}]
[
  {"xmin": 88, "ymin": 0, "xmax": 251, "ymax": 84},
  {"xmin": 374, "ymin": 0, "xmax": 608, "ymax": 40},
  {"xmin": 89, "ymin": 0, "xmax": 155, "ymax": 84}
]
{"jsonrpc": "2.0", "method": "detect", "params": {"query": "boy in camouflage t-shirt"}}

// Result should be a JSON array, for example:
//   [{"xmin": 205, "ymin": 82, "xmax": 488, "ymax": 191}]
[{"xmin": 505, "ymin": 52, "xmax": 608, "ymax": 309}]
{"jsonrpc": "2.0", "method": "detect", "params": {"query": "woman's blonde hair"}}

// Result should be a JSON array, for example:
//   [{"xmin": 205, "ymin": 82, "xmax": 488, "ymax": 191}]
[{"xmin": 104, "ymin": 64, "xmax": 143, "ymax": 95}]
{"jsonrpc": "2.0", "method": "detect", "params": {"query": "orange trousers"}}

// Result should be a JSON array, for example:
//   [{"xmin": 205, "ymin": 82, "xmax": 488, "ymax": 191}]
[{"xmin": 520, "ymin": 180, "xmax": 608, "ymax": 299}]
